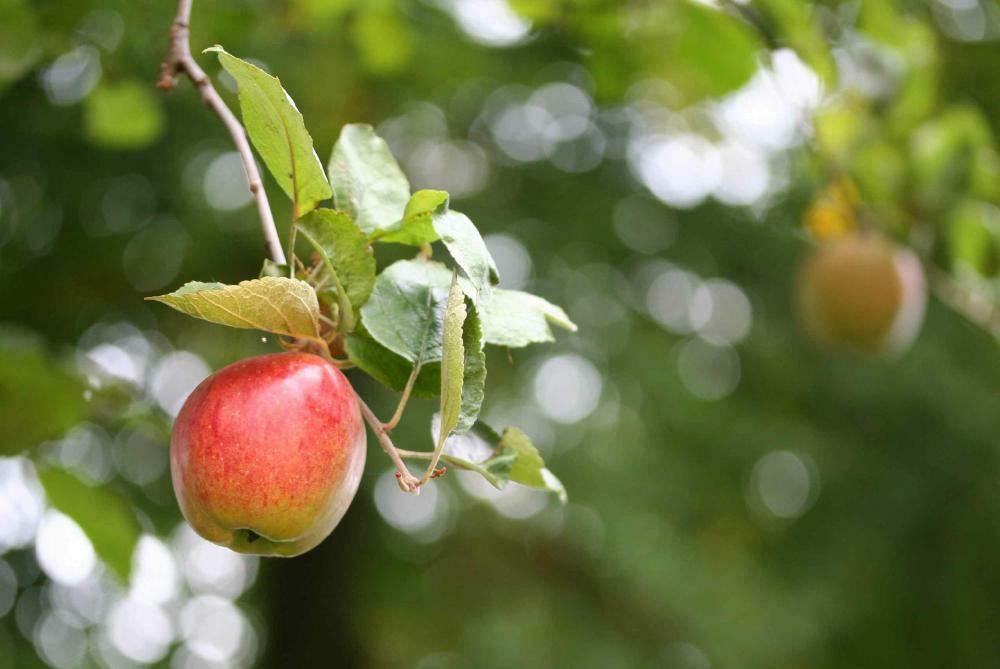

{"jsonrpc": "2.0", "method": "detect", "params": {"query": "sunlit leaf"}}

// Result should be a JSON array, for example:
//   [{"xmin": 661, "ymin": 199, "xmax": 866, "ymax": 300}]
[
  {"xmin": 480, "ymin": 289, "xmax": 577, "ymax": 348},
  {"xmin": 37, "ymin": 467, "xmax": 142, "ymax": 582},
  {"xmin": 375, "ymin": 189, "xmax": 449, "ymax": 246},
  {"xmin": 147, "ymin": 277, "xmax": 321, "ymax": 341},
  {"xmin": 0, "ymin": 332, "xmax": 87, "ymax": 456},
  {"xmin": 328, "ymin": 124, "xmax": 410, "ymax": 236},
  {"xmin": 206, "ymin": 46, "xmax": 331, "ymax": 216}
]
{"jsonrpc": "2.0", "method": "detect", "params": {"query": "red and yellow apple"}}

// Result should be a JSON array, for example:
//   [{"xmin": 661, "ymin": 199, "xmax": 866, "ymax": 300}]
[
  {"xmin": 797, "ymin": 233, "xmax": 927, "ymax": 355},
  {"xmin": 170, "ymin": 352, "xmax": 366, "ymax": 556}
]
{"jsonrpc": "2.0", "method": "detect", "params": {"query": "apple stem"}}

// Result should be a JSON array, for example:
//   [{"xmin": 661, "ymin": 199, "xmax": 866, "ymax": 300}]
[
  {"xmin": 382, "ymin": 363, "xmax": 421, "ymax": 432},
  {"xmin": 357, "ymin": 396, "xmax": 422, "ymax": 493},
  {"xmin": 158, "ymin": 0, "xmax": 286, "ymax": 266}
]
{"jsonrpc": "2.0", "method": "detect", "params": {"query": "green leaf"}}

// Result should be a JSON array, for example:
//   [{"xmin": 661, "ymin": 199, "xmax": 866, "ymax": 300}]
[
  {"xmin": 37, "ymin": 467, "xmax": 142, "ymax": 582},
  {"xmin": 344, "ymin": 333, "xmax": 441, "ymax": 398},
  {"xmin": 434, "ymin": 210, "xmax": 500, "ymax": 299},
  {"xmin": 206, "ymin": 46, "xmax": 331, "ymax": 216},
  {"xmin": 328, "ymin": 124, "xmax": 411, "ymax": 236},
  {"xmin": 298, "ymin": 208, "xmax": 376, "ymax": 331},
  {"xmin": 436, "ymin": 421, "xmax": 516, "ymax": 488},
  {"xmin": 675, "ymin": 0, "xmax": 758, "ymax": 99},
  {"xmin": 0, "ymin": 0, "xmax": 42, "ymax": 93},
  {"xmin": 359, "ymin": 259, "xmax": 453, "ymax": 364},
  {"xmin": 375, "ymin": 190, "xmax": 449, "ymax": 245},
  {"xmin": 501, "ymin": 427, "xmax": 567, "ymax": 503},
  {"xmin": 437, "ymin": 274, "xmax": 467, "ymax": 450},
  {"xmin": 480, "ymin": 289, "xmax": 577, "ymax": 348},
  {"xmin": 0, "ymin": 333, "xmax": 87, "ymax": 456},
  {"xmin": 259, "ymin": 259, "xmax": 289, "ymax": 278},
  {"xmin": 429, "ymin": 419, "xmax": 566, "ymax": 500},
  {"xmin": 84, "ymin": 80, "xmax": 166, "ymax": 150},
  {"xmin": 457, "ymin": 299, "xmax": 485, "ymax": 434},
  {"xmin": 147, "ymin": 277, "xmax": 321, "ymax": 341}
]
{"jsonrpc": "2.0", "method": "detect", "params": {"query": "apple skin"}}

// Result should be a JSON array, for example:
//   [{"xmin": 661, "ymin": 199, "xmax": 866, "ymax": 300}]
[
  {"xmin": 797, "ymin": 233, "xmax": 927, "ymax": 355},
  {"xmin": 170, "ymin": 352, "xmax": 366, "ymax": 557}
]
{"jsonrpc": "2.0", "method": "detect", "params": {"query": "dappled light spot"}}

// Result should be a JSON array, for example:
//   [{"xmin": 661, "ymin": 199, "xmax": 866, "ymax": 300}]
[
  {"xmin": 33, "ymin": 610, "xmax": 88, "ymax": 669},
  {"xmin": 149, "ymin": 351, "xmax": 211, "ymax": 418},
  {"xmin": 180, "ymin": 594, "xmax": 253, "ymax": 664},
  {"xmin": 484, "ymin": 233, "xmax": 532, "ymax": 290},
  {"xmin": 173, "ymin": 524, "xmax": 258, "ymax": 598},
  {"xmin": 748, "ymin": 450, "xmax": 819, "ymax": 522},
  {"xmin": 203, "ymin": 152, "xmax": 253, "ymax": 211},
  {"xmin": 35, "ymin": 511, "xmax": 96, "ymax": 586},
  {"xmin": 106, "ymin": 596, "xmax": 175, "ymax": 663},
  {"xmin": 676, "ymin": 339, "xmax": 740, "ymax": 400},
  {"xmin": 533, "ymin": 354, "xmax": 603, "ymax": 424},
  {"xmin": 40, "ymin": 46, "xmax": 101, "ymax": 105}
]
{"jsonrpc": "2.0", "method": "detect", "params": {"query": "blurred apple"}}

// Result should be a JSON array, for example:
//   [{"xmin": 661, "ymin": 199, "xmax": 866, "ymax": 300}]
[
  {"xmin": 797, "ymin": 233, "xmax": 927, "ymax": 355},
  {"xmin": 171, "ymin": 352, "xmax": 366, "ymax": 556}
]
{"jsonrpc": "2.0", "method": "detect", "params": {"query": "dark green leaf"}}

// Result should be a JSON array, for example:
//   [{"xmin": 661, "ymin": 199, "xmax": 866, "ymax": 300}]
[
  {"xmin": 298, "ymin": 208, "xmax": 376, "ymax": 331},
  {"xmin": 328, "ymin": 124, "xmax": 410, "ymax": 236},
  {"xmin": 359, "ymin": 259, "xmax": 453, "ymax": 364},
  {"xmin": 344, "ymin": 333, "xmax": 440, "ymax": 398},
  {"xmin": 457, "ymin": 299, "xmax": 485, "ymax": 434},
  {"xmin": 206, "ymin": 46, "xmax": 331, "ymax": 216},
  {"xmin": 37, "ymin": 467, "xmax": 142, "ymax": 582}
]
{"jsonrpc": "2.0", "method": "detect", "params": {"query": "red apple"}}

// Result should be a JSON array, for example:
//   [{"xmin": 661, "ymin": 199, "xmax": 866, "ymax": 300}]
[
  {"xmin": 797, "ymin": 233, "xmax": 927, "ymax": 355},
  {"xmin": 171, "ymin": 352, "xmax": 366, "ymax": 557}
]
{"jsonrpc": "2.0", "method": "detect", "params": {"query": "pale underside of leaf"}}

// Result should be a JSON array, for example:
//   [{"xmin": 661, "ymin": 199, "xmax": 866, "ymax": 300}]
[
  {"xmin": 432, "ymin": 210, "xmax": 500, "ymax": 300},
  {"xmin": 437, "ymin": 273, "xmax": 467, "ymax": 451},
  {"xmin": 328, "ymin": 123, "xmax": 411, "ymax": 236},
  {"xmin": 479, "ymin": 289, "xmax": 577, "ymax": 348}
]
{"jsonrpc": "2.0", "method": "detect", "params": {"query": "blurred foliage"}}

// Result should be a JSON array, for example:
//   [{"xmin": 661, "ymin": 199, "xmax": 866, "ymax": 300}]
[{"xmin": 1, "ymin": 1, "xmax": 999, "ymax": 668}]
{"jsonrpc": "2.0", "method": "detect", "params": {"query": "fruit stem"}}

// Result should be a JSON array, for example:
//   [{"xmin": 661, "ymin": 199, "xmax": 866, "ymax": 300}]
[
  {"xmin": 357, "ymin": 396, "xmax": 421, "ymax": 493},
  {"xmin": 382, "ymin": 363, "xmax": 421, "ymax": 432}
]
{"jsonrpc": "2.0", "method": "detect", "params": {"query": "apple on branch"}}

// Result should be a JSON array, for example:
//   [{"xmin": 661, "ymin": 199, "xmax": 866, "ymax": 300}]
[{"xmin": 170, "ymin": 352, "xmax": 366, "ymax": 557}]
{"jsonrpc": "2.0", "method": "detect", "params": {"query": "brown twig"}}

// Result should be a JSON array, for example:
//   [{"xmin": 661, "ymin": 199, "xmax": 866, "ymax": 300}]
[
  {"xmin": 158, "ymin": 0, "xmax": 286, "ymax": 265},
  {"xmin": 358, "ymin": 398, "xmax": 422, "ymax": 493}
]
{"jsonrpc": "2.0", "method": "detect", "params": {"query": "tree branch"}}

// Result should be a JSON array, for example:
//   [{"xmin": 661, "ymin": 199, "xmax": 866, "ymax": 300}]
[
  {"xmin": 357, "ymin": 397, "xmax": 422, "ymax": 493},
  {"xmin": 158, "ymin": 0, "xmax": 287, "ymax": 265}
]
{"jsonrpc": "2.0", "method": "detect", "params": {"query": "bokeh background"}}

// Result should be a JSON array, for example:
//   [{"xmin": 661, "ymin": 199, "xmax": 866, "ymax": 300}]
[{"xmin": 2, "ymin": 0, "xmax": 1000, "ymax": 667}]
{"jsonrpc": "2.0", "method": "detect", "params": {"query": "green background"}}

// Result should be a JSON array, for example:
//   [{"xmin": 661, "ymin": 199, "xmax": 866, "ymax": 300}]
[{"xmin": 1, "ymin": 0, "xmax": 999, "ymax": 667}]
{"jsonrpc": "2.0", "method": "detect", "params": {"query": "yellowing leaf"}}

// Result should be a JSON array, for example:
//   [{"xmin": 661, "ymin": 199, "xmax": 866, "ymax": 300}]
[{"xmin": 148, "ymin": 277, "xmax": 321, "ymax": 341}]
